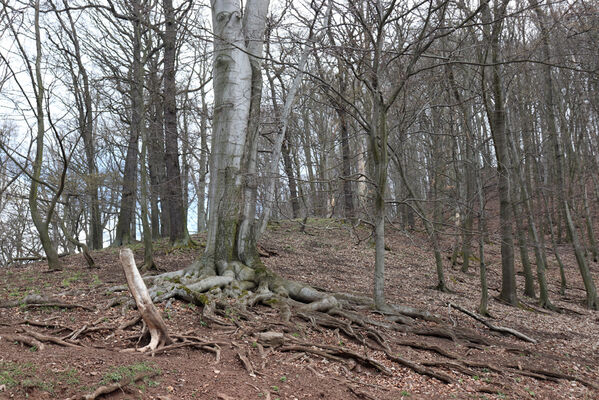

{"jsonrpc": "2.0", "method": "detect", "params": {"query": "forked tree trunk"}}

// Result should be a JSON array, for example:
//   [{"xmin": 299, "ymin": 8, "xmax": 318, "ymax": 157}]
[{"xmin": 205, "ymin": 0, "xmax": 269, "ymax": 268}]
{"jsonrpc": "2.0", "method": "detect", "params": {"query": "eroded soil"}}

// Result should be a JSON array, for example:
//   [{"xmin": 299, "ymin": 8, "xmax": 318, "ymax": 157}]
[{"xmin": 1, "ymin": 219, "xmax": 598, "ymax": 399}]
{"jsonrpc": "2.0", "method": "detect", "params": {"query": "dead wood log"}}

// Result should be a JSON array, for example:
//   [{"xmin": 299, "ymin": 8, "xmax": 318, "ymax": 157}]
[
  {"xmin": 448, "ymin": 302, "xmax": 537, "ymax": 343},
  {"xmin": 119, "ymin": 248, "xmax": 172, "ymax": 352}
]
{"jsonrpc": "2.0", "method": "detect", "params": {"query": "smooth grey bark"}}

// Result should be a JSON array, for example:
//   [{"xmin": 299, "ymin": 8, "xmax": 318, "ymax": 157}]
[
  {"xmin": 476, "ymin": 159, "xmax": 489, "ymax": 316},
  {"xmin": 508, "ymin": 145, "xmax": 535, "ymax": 298},
  {"xmin": 194, "ymin": 86, "xmax": 209, "ymax": 232},
  {"xmin": 510, "ymin": 129, "xmax": 553, "ymax": 308},
  {"xmin": 262, "ymin": 59, "xmax": 302, "ymax": 221},
  {"xmin": 446, "ymin": 64, "xmax": 475, "ymax": 273},
  {"xmin": 204, "ymin": 0, "xmax": 269, "ymax": 268},
  {"xmin": 339, "ymin": 108, "xmax": 354, "ymax": 219},
  {"xmin": 140, "ymin": 129, "xmax": 156, "ymax": 270},
  {"xmin": 281, "ymin": 134, "xmax": 300, "ymax": 218},
  {"xmin": 300, "ymin": 114, "xmax": 319, "ymax": 217}
]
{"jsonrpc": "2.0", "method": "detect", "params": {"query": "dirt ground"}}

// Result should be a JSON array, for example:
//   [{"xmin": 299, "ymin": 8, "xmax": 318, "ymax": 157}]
[{"xmin": 1, "ymin": 219, "xmax": 598, "ymax": 400}]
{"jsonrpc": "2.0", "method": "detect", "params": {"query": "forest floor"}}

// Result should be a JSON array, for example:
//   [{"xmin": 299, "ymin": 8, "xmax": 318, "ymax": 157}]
[{"xmin": 0, "ymin": 219, "xmax": 598, "ymax": 400}]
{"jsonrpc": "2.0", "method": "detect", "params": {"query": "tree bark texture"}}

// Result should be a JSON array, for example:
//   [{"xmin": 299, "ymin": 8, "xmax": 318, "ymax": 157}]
[{"xmin": 163, "ymin": 0, "xmax": 187, "ymax": 243}]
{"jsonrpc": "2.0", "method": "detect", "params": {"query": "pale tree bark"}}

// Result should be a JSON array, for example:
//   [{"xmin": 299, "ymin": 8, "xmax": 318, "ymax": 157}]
[
  {"xmin": 120, "ymin": 249, "xmax": 171, "ymax": 352},
  {"xmin": 195, "ymin": 85, "xmax": 209, "ymax": 232},
  {"xmin": 583, "ymin": 186, "xmax": 598, "ymax": 262},
  {"xmin": 140, "ymin": 129, "xmax": 156, "ymax": 270},
  {"xmin": 446, "ymin": 64, "xmax": 475, "ymax": 273},
  {"xmin": 205, "ymin": 0, "xmax": 269, "ymax": 268}
]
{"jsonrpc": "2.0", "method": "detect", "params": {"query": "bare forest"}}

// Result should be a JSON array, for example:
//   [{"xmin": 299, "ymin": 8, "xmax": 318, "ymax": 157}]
[{"xmin": 0, "ymin": 0, "xmax": 598, "ymax": 399}]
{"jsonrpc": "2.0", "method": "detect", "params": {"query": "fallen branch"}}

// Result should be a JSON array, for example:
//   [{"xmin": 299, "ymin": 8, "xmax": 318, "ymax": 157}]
[{"xmin": 448, "ymin": 303, "xmax": 537, "ymax": 343}]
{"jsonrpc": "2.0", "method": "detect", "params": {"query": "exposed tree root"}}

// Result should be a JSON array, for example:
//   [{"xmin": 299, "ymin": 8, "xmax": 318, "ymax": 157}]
[
  {"xmin": 394, "ymin": 339, "xmax": 460, "ymax": 359},
  {"xmin": 348, "ymin": 385, "xmax": 378, "ymax": 400},
  {"xmin": 102, "ymin": 253, "xmax": 597, "ymax": 392},
  {"xmin": 0, "ymin": 332, "xmax": 45, "ymax": 350},
  {"xmin": 0, "ymin": 294, "xmax": 94, "ymax": 311},
  {"xmin": 237, "ymin": 349, "xmax": 256, "ymax": 377},
  {"xmin": 449, "ymin": 302, "xmax": 537, "ymax": 343},
  {"xmin": 19, "ymin": 327, "xmax": 82, "ymax": 348},
  {"xmin": 280, "ymin": 343, "xmax": 392, "ymax": 375},
  {"xmin": 384, "ymin": 352, "xmax": 453, "ymax": 383},
  {"xmin": 66, "ymin": 371, "xmax": 160, "ymax": 400}
]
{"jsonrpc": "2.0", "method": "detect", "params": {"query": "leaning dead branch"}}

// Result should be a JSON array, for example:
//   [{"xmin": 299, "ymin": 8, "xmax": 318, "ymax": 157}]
[
  {"xmin": 448, "ymin": 302, "xmax": 537, "ymax": 343},
  {"xmin": 120, "ymin": 248, "xmax": 172, "ymax": 352}
]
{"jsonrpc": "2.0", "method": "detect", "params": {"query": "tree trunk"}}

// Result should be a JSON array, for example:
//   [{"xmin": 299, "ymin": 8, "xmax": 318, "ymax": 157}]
[
  {"xmin": 339, "ymin": 109, "xmax": 354, "ymax": 219},
  {"xmin": 482, "ymin": 0, "xmax": 517, "ymax": 306},
  {"xmin": 371, "ymin": 96, "xmax": 388, "ymax": 309},
  {"xmin": 583, "ymin": 186, "xmax": 598, "ymax": 262},
  {"xmin": 532, "ymin": 0, "xmax": 597, "ymax": 308},
  {"xmin": 163, "ymin": 0, "xmax": 187, "ymax": 244},
  {"xmin": 147, "ymin": 58, "xmax": 168, "ymax": 238},
  {"xmin": 282, "ymin": 134, "xmax": 300, "ymax": 218},
  {"xmin": 114, "ymin": 6, "xmax": 142, "ymax": 247},
  {"xmin": 205, "ymin": 0, "xmax": 269, "ymax": 268},
  {"xmin": 29, "ymin": 0, "xmax": 61, "ymax": 270}
]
